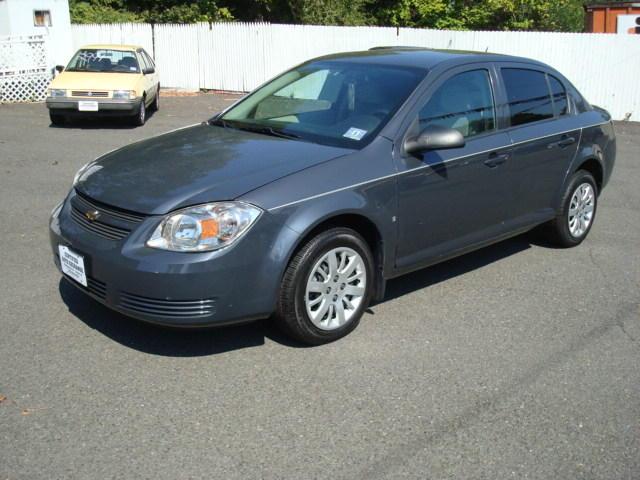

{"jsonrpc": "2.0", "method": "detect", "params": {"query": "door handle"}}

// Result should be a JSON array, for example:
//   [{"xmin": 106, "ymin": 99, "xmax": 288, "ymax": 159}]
[
  {"xmin": 484, "ymin": 152, "xmax": 510, "ymax": 168},
  {"xmin": 548, "ymin": 135, "xmax": 576, "ymax": 149}
]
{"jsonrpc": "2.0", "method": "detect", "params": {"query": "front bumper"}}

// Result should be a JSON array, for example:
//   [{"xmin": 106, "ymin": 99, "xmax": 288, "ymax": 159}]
[
  {"xmin": 46, "ymin": 97, "xmax": 142, "ymax": 115},
  {"xmin": 50, "ymin": 190, "xmax": 298, "ymax": 327}
]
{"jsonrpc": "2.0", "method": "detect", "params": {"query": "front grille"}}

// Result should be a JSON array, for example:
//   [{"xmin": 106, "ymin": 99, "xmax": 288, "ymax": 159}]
[
  {"xmin": 62, "ymin": 272, "xmax": 107, "ymax": 301},
  {"xmin": 70, "ymin": 207, "xmax": 130, "ymax": 240},
  {"xmin": 70, "ymin": 191, "xmax": 145, "ymax": 241},
  {"xmin": 119, "ymin": 292, "xmax": 216, "ymax": 318},
  {"xmin": 74, "ymin": 191, "xmax": 145, "ymax": 223},
  {"xmin": 71, "ymin": 90, "xmax": 109, "ymax": 98},
  {"xmin": 87, "ymin": 277, "xmax": 107, "ymax": 300}
]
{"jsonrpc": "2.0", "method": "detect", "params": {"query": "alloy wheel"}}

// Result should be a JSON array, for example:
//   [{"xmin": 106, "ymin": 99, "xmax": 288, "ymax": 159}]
[
  {"xmin": 304, "ymin": 247, "xmax": 367, "ymax": 331},
  {"xmin": 568, "ymin": 182, "xmax": 595, "ymax": 237}
]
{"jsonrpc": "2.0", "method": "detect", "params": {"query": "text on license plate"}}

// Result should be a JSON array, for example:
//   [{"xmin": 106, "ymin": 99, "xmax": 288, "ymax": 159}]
[
  {"xmin": 78, "ymin": 101, "xmax": 99, "ymax": 111},
  {"xmin": 59, "ymin": 245, "xmax": 87, "ymax": 287}
]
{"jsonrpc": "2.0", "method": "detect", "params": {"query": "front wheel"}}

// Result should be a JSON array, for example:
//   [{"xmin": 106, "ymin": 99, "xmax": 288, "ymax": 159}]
[
  {"xmin": 49, "ymin": 111, "xmax": 66, "ymax": 126},
  {"xmin": 275, "ymin": 227, "xmax": 375, "ymax": 345},
  {"xmin": 132, "ymin": 99, "xmax": 146, "ymax": 126},
  {"xmin": 546, "ymin": 170, "xmax": 598, "ymax": 247}
]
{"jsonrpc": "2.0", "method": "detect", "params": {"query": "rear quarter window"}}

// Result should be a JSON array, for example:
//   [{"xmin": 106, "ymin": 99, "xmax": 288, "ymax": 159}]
[{"xmin": 548, "ymin": 75, "xmax": 568, "ymax": 117}]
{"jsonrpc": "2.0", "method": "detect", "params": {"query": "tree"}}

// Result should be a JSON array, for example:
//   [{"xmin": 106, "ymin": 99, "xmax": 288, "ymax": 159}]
[
  {"xmin": 69, "ymin": 0, "xmax": 589, "ymax": 32},
  {"xmin": 69, "ymin": 0, "xmax": 141, "ymax": 23},
  {"xmin": 287, "ymin": 0, "xmax": 375, "ymax": 25},
  {"xmin": 70, "ymin": 0, "xmax": 233, "ymax": 24}
]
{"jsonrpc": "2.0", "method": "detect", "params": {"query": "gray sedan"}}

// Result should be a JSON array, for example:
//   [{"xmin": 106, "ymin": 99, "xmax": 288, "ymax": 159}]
[{"xmin": 49, "ymin": 47, "xmax": 616, "ymax": 344}]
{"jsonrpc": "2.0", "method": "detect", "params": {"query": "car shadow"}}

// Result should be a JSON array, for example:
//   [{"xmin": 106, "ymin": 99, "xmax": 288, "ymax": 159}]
[
  {"xmin": 58, "ymin": 230, "xmax": 554, "ymax": 357},
  {"xmin": 380, "ymin": 232, "xmax": 539, "ymax": 303}
]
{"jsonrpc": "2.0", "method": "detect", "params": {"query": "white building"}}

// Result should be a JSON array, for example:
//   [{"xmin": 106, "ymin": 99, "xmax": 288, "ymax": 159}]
[{"xmin": 0, "ymin": 0, "xmax": 73, "ymax": 68}]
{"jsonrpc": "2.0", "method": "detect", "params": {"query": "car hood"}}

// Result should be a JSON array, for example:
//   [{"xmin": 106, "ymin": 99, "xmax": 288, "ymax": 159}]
[
  {"xmin": 75, "ymin": 124, "xmax": 352, "ymax": 215},
  {"xmin": 50, "ymin": 71, "xmax": 140, "ymax": 91}
]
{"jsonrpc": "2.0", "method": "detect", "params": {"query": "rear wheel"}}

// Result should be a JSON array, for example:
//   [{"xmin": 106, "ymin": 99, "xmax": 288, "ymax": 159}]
[
  {"xmin": 151, "ymin": 87, "xmax": 160, "ymax": 111},
  {"xmin": 275, "ymin": 227, "xmax": 374, "ymax": 345},
  {"xmin": 546, "ymin": 170, "xmax": 598, "ymax": 247},
  {"xmin": 49, "ymin": 111, "xmax": 66, "ymax": 126}
]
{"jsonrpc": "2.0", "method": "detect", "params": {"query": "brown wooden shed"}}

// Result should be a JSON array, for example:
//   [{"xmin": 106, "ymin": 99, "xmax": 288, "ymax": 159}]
[{"xmin": 584, "ymin": 2, "xmax": 640, "ymax": 33}]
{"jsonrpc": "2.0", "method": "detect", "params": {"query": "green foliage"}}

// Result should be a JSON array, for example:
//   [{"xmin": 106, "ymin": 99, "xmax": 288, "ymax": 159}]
[
  {"xmin": 287, "ymin": 0, "xmax": 375, "ymax": 25},
  {"xmin": 70, "ymin": 0, "xmax": 233, "ymax": 24},
  {"xmin": 373, "ymin": 0, "xmax": 586, "ymax": 31},
  {"xmin": 69, "ymin": 0, "xmax": 141, "ymax": 23},
  {"xmin": 69, "ymin": 0, "xmax": 588, "ymax": 32}
]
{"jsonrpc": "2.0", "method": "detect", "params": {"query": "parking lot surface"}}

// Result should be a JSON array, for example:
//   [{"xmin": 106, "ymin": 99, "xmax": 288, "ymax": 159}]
[{"xmin": 1, "ymin": 96, "xmax": 638, "ymax": 479}]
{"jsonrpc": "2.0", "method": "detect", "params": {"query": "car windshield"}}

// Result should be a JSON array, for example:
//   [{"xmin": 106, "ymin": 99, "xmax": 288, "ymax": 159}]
[
  {"xmin": 66, "ymin": 49, "xmax": 140, "ymax": 73},
  {"xmin": 217, "ymin": 61, "xmax": 424, "ymax": 148}
]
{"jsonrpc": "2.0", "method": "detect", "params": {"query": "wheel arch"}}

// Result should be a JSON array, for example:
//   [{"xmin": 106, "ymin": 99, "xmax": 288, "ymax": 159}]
[
  {"xmin": 574, "ymin": 157, "xmax": 603, "ymax": 193},
  {"xmin": 283, "ymin": 211, "xmax": 388, "ymax": 302}
]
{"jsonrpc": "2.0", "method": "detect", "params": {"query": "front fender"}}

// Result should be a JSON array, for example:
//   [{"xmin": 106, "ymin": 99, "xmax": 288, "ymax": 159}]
[{"xmin": 241, "ymin": 137, "xmax": 399, "ymax": 278}]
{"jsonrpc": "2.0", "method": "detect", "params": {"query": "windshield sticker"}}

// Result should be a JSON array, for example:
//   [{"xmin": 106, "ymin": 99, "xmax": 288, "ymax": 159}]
[{"xmin": 343, "ymin": 127, "xmax": 367, "ymax": 141}]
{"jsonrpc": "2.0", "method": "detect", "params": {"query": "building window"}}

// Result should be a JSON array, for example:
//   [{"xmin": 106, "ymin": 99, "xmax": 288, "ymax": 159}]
[{"xmin": 34, "ymin": 10, "xmax": 52, "ymax": 27}]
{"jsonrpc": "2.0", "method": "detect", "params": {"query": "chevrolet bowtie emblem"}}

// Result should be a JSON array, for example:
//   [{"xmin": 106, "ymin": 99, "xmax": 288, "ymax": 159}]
[
  {"xmin": 87, "ymin": 92, "xmax": 93, "ymax": 96},
  {"xmin": 85, "ymin": 210, "xmax": 100, "ymax": 221}
]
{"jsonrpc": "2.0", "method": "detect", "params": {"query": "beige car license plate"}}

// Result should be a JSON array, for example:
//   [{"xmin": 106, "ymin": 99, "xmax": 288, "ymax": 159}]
[{"xmin": 78, "ymin": 101, "xmax": 99, "ymax": 112}]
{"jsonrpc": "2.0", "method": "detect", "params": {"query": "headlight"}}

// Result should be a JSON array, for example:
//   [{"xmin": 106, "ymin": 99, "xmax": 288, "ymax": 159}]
[
  {"xmin": 112, "ymin": 90, "xmax": 136, "ymax": 100},
  {"xmin": 73, "ymin": 161, "xmax": 102, "ymax": 186},
  {"xmin": 50, "ymin": 201, "xmax": 63, "ymax": 219},
  {"xmin": 49, "ymin": 89, "xmax": 66, "ymax": 97},
  {"xmin": 147, "ymin": 202, "xmax": 262, "ymax": 252}
]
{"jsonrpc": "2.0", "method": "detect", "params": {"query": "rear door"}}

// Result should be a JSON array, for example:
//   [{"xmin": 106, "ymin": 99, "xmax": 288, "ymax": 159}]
[
  {"xmin": 141, "ymin": 49, "xmax": 160, "ymax": 92},
  {"xmin": 394, "ymin": 65, "xmax": 514, "ymax": 271},
  {"xmin": 497, "ymin": 65, "xmax": 581, "ymax": 220},
  {"xmin": 137, "ymin": 49, "xmax": 156, "ymax": 100}
]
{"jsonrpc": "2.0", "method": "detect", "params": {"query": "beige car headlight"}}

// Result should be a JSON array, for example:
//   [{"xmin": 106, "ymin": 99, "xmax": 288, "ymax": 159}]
[
  {"xmin": 49, "ymin": 89, "xmax": 66, "ymax": 97},
  {"xmin": 113, "ymin": 90, "xmax": 136, "ymax": 100}
]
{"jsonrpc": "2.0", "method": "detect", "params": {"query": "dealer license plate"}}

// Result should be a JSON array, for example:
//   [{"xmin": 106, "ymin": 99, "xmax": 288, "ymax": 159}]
[
  {"xmin": 59, "ymin": 245, "xmax": 87, "ymax": 287},
  {"xmin": 78, "ymin": 101, "xmax": 99, "ymax": 112}
]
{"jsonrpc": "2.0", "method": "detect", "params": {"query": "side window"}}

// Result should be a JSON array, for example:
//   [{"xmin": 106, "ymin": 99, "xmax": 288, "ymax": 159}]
[
  {"xmin": 418, "ymin": 70, "xmax": 495, "ymax": 139},
  {"xmin": 142, "ymin": 50, "xmax": 155, "ymax": 69},
  {"xmin": 548, "ymin": 75, "xmax": 568, "ymax": 116},
  {"xmin": 138, "ymin": 51, "xmax": 149, "ymax": 71},
  {"xmin": 502, "ymin": 68, "xmax": 553, "ymax": 126}
]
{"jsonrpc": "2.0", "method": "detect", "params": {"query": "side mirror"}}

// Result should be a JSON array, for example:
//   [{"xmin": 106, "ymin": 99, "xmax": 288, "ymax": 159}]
[
  {"xmin": 143, "ymin": 67, "xmax": 155, "ymax": 75},
  {"xmin": 404, "ymin": 125, "xmax": 465, "ymax": 154},
  {"xmin": 55, "ymin": 65, "xmax": 64, "ymax": 73}
]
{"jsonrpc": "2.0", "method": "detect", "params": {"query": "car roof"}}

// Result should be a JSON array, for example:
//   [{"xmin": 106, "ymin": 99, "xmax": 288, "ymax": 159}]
[
  {"xmin": 310, "ymin": 47, "xmax": 546, "ymax": 71},
  {"xmin": 79, "ymin": 44, "xmax": 143, "ymax": 51}
]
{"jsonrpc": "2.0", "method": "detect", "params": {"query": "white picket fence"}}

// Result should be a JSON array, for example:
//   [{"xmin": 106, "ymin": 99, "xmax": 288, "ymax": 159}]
[
  {"xmin": 0, "ymin": 35, "xmax": 51, "ymax": 103},
  {"xmin": 71, "ymin": 22, "xmax": 640, "ymax": 120}
]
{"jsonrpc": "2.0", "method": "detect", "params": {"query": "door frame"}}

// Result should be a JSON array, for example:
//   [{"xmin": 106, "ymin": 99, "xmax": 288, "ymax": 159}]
[{"xmin": 389, "ymin": 61, "xmax": 518, "ymax": 275}]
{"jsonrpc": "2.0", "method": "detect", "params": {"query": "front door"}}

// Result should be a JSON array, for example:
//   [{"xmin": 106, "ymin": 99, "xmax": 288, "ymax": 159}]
[{"xmin": 394, "ymin": 67, "xmax": 514, "ymax": 271}]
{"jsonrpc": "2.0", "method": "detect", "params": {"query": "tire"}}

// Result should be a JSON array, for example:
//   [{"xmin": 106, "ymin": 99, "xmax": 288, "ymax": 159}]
[
  {"xmin": 49, "ymin": 112, "xmax": 65, "ymax": 126},
  {"xmin": 546, "ymin": 170, "xmax": 598, "ymax": 247},
  {"xmin": 275, "ymin": 227, "xmax": 375, "ymax": 345},
  {"xmin": 151, "ymin": 87, "xmax": 160, "ymax": 111},
  {"xmin": 132, "ymin": 98, "xmax": 146, "ymax": 126}
]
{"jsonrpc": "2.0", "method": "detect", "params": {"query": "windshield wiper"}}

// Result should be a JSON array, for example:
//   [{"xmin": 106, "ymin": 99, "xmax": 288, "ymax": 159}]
[
  {"xmin": 247, "ymin": 126, "xmax": 301, "ymax": 140},
  {"xmin": 208, "ymin": 119, "xmax": 300, "ymax": 140}
]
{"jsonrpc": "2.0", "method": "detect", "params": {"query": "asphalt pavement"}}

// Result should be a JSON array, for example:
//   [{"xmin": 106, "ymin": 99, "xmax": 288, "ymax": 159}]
[{"xmin": 0, "ymin": 95, "xmax": 638, "ymax": 479}]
